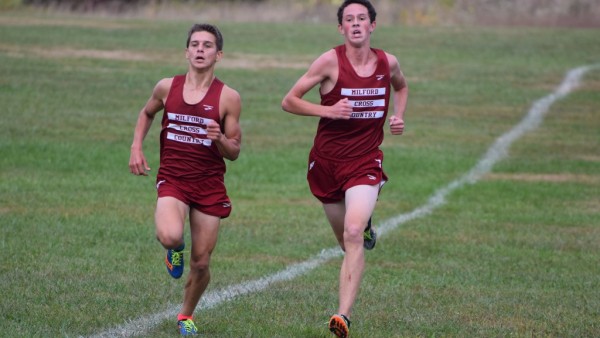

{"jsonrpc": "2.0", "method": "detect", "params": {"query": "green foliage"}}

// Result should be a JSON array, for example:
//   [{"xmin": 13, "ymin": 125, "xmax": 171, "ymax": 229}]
[{"xmin": 0, "ymin": 0, "xmax": 20, "ymax": 9}]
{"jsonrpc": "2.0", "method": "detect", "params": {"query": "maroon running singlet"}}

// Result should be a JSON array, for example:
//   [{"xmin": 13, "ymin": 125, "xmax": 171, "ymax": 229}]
[
  {"xmin": 307, "ymin": 45, "xmax": 391, "ymax": 203},
  {"xmin": 314, "ymin": 44, "xmax": 391, "ymax": 160},
  {"xmin": 156, "ymin": 75, "xmax": 232, "ymax": 217}
]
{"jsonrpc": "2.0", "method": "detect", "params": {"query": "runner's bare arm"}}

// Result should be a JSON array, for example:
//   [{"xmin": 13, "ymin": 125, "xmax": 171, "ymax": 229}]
[
  {"xmin": 282, "ymin": 50, "xmax": 352, "ymax": 120},
  {"xmin": 387, "ymin": 54, "xmax": 408, "ymax": 135},
  {"xmin": 207, "ymin": 85, "xmax": 242, "ymax": 161},
  {"xmin": 129, "ymin": 78, "xmax": 172, "ymax": 175}
]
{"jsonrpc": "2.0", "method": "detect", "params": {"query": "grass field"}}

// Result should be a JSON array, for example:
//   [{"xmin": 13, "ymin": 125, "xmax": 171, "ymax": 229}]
[{"xmin": 1, "ymin": 9, "xmax": 599, "ymax": 338}]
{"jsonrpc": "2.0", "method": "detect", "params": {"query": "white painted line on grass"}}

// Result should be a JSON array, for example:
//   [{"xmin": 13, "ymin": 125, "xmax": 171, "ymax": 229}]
[
  {"xmin": 89, "ymin": 64, "xmax": 597, "ymax": 337},
  {"xmin": 378, "ymin": 64, "xmax": 597, "ymax": 237}
]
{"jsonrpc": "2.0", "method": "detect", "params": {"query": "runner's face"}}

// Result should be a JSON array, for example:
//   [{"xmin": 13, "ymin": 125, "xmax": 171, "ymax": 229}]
[
  {"xmin": 186, "ymin": 31, "xmax": 222, "ymax": 68},
  {"xmin": 338, "ymin": 3, "xmax": 375, "ymax": 44}
]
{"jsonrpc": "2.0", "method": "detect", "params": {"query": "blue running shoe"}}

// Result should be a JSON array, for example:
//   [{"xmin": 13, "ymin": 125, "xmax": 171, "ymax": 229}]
[
  {"xmin": 165, "ymin": 244, "xmax": 184, "ymax": 279},
  {"xmin": 363, "ymin": 217, "xmax": 377, "ymax": 250},
  {"xmin": 178, "ymin": 318, "xmax": 198, "ymax": 336}
]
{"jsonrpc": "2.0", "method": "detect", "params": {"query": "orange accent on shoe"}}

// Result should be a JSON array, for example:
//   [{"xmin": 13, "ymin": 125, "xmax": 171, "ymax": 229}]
[
  {"xmin": 177, "ymin": 313, "xmax": 193, "ymax": 321},
  {"xmin": 165, "ymin": 256, "xmax": 173, "ymax": 271},
  {"xmin": 329, "ymin": 314, "xmax": 350, "ymax": 338}
]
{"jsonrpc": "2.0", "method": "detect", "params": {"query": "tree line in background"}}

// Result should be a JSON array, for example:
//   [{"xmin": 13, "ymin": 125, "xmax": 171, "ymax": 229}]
[
  {"xmin": 21, "ymin": 0, "xmax": 267, "ymax": 11},
  {"xmin": 3, "ymin": 0, "xmax": 599, "ymax": 27}
]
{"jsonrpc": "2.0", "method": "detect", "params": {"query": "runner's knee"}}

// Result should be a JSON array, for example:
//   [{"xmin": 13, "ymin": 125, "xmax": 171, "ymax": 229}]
[
  {"xmin": 156, "ymin": 229, "xmax": 183, "ymax": 249},
  {"xmin": 189, "ymin": 255, "xmax": 211, "ymax": 273},
  {"xmin": 343, "ymin": 222, "xmax": 364, "ymax": 243}
]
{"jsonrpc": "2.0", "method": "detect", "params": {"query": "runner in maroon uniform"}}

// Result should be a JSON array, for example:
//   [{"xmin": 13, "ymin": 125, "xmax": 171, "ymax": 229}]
[
  {"xmin": 129, "ymin": 23, "xmax": 242, "ymax": 336},
  {"xmin": 282, "ymin": 1, "xmax": 408, "ymax": 336}
]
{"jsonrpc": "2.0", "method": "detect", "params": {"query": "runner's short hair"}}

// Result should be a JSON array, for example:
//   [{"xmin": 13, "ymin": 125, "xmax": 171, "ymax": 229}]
[
  {"xmin": 186, "ymin": 23, "xmax": 224, "ymax": 51},
  {"xmin": 337, "ymin": 0, "xmax": 377, "ymax": 24}
]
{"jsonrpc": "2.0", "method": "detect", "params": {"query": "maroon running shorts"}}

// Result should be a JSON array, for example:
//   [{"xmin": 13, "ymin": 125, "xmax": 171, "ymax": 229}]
[
  {"xmin": 156, "ymin": 175, "xmax": 232, "ymax": 218},
  {"xmin": 307, "ymin": 148, "xmax": 387, "ymax": 204}
]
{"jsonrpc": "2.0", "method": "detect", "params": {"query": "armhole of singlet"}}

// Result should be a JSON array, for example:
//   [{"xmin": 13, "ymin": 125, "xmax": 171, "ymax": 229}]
[
  {"xmin": 320, "ymin": 47, "xmax": 343, "ymax": 97},
  {"xmin": 164, "ymin": 75, "xmax": 182, "ymax": 108}
]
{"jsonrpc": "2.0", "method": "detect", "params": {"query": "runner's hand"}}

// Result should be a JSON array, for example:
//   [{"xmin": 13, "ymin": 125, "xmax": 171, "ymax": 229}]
[
  {"xmin": 129, "ymin": 148, "xmax": 150, "ymax": 176},
  {"xmin": 327, "ymin": 98, "xmax": 353, "ymax": 120},
  {"xmin": 206, "ymin": 121, "xmax": 223, "ymax": 142},
  {"xmin": 389, "ymin": 115, "xmax": 404, "ymax": 135}
]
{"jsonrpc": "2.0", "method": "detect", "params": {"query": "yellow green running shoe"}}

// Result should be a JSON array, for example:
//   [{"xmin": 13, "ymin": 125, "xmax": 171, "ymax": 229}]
[
  {"xmin": 177, "ymin": 318, "xmax": 198, "ymax": 336},
  {"xmin": 363, "ymin": 217, "xmax": 377, "ymax": 250},
  {"xmin": 165, "ymin": 244, "xmax": 184, "ymax": 279}
]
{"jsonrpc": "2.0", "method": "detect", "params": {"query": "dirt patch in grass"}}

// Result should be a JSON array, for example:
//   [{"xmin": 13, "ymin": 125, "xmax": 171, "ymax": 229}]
[
  {"xmin": 0, "ymin": 42, "xmax": 312, "ymax": 69},
  {"xmin": 484, "ymin": 173, "xmax": 600, "ymax": 184},
  {"xmin": 578, "ymin": 155, "xmax": 600, "ymax": 162},
  {"xmin": 0, "ymin": 15, "xmax": 134, "ymax": 29},
  {"xmin": 0, "ymin": 43, "xmax": 153, "ymax": 61}
]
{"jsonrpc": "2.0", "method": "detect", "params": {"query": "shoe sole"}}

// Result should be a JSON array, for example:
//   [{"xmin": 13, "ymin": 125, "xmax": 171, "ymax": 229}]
[{"xmin": 329, "ymin": 315, "xmax": 349, "ymax": 338}]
